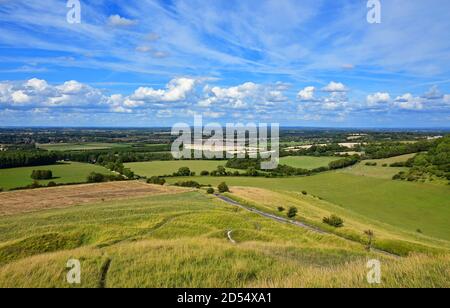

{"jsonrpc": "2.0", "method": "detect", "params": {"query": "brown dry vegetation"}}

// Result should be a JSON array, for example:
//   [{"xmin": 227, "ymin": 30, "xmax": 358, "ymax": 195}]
[{"xmin": 0, "ymin": 181, "xmax": 186, "ymax": 216}]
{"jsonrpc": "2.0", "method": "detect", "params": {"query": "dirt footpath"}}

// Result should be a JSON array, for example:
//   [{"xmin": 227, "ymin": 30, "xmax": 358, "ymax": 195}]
[{"xmin": 0, "ymin": 181, "xmax": 185, "ymax": 216}]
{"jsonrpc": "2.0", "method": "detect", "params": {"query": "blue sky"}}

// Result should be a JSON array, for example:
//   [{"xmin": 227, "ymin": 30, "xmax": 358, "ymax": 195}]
[{"xmin": 0, "ymin": 0, "xmax": 449, "ymax": 127}]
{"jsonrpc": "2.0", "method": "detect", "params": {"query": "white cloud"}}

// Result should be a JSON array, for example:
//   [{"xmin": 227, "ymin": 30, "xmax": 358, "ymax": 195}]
[
  {"xmin": 136, "ymin": 46, "xmax": 152, "ymax": 53},
  {"xmin": 394, "ymin": 93, "xmax": 424, "ymax": 110},
  {"xmin": 367, "ymin": 92, "xmax": 391, "ymax": 106},
  {"xmin": 12, "ymin": 90, "xmax": 31, "ymax": 104},
  {"xmin": 131, "ymin": 78, "xmax": 197, "ymax": 103},
  {"xmin": 108, "ymin": 15, "xmax": 137, "ymax": 27},
  {"xmin": 297, "ymin": 86, "xmax": 315, "ymax": 101},
  {"xmin": 26, "ymin": 78, "xmax": 48, "ymax": 92},
  {"xmin": 444, "ymin": 94, "xmax": 450, "ymax": 103},
  {"xmin": 322, "ymin": 81, "xmax": 348, "ymax": 93},
  {"xmin": 423, "ymin": 85, "xmax": 443, "ymax": 100}
]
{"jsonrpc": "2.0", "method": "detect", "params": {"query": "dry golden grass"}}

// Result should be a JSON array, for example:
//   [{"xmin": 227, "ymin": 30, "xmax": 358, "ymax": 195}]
[{"xmin": 0, "ymin": 181, "xmax": 187, "ymax": 216}]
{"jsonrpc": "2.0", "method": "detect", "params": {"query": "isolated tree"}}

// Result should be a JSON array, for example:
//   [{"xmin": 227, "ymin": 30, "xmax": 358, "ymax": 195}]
[
  {"xmin": 277, "ymin": 207, "xmax": 285, "ymax": 212},
  {"xmin": 364, "ymin": 230, "xmax": 375, "ymax": 251},
  {"xmin": 206, "ymin": 188, "xmax": 215, "ymax": 194},
  {"xmin": 218, "ymin": 182, "xmax": 230, "ymax": 193},
  {"xmin": 287, "ymin": 207, "xmax": 298, "ymax": 219}
]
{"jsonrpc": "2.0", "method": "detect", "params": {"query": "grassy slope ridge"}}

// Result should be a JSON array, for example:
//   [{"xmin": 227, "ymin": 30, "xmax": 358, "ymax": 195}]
[
  {"xmin": 0, "ymin": 162, "xmax": 113, "ymax": 190},
  {"xmin": 0, "ymin": 190, "xmax": 448, "ymax": 288},
  {"xmin": 166, "ymin": 173, "xmax": 450, "ymax": 241}
]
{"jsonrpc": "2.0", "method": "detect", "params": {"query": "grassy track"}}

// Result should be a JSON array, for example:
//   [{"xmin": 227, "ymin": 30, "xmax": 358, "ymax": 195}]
[
  {"xmin": 280, "ymin": 156, "xmax": 339, "ymax": 169},
  {"xmin": 0, "ymin": 189, "xmax": 448, "ymax": 287},
  {"xmin": 0, "ymin": 162, "xmax": 112, "ymax": 190},
  {"xmin": 166, "ymin": 173, "xmax": 450, "ymax": 241}
]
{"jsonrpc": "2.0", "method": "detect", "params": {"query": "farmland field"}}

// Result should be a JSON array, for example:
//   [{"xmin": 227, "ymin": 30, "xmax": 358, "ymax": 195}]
[
  {"xmin": 37, "ymin": 143, "xmax": 130, "ymax": 151},
  {"xmin": 166, "ymin": 173, "xmax": 450, "ymax": 241},
  {"xmin": 280, "ymin": 156, "xmax": 339, "ymax": 169},
  {"xmin": 125, "ymin": 160, "xmax": 232, "ymax": 177},
  {"xmin": 0, "ymin": 185, "xmax": 448, "ymax": 288},
  {"xmin": 0, "ymin": 162, "xmax": 112, "ymax": 190},
  {"xmin": 339, "ymin": 154, "xmax": 416, "ymax": 179}
]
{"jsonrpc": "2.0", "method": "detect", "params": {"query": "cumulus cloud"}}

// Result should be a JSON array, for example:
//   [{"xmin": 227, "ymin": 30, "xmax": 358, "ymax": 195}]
[
  {"xmin": 0, "ymin": 78, "xmax": 105, "ymax": 108},
  {"xmin": 367, "ymin": 92, "xmax": 391, "ymax": 107},
  {"xmin": 297, "ymin": 86, "xmax": 315, "ymax": 101},
  {"xmin": 131, "ymin": 78, "xmax": 197, "ymax": 103},
  {"xmin": 322, "ymin": 81, "xmax": 348, "ymax": 93},
  {"xmin": 422, "ymin": 85, "xmax": 443, "ymax": 100},
  {"xmin": 394, "ymin": 93, "xmax": 424, "ymax": 110},
  {"xmin": 199, "ymin": 82, "xmax": 287, "ymax": 110},
  {"xmin": 108, "ymin": 15, "xmax": 137, "ymax": 27}
]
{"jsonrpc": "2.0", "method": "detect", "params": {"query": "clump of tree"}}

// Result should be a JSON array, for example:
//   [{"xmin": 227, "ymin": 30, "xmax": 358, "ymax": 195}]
[
  {"xmin": 287, "ymin": 207, "xmax": 298, "ymax": 219},
  {"xmin": 0, "ymin": 151, "xmax": 58, "ymax": 169},
  {"xmin": 31, "ymin": 170, "xmax": 53, "ymax": 180},
  {"xmin": 328, "ymin": 156, "xmax": 359, "ymax": 170},
  {"xmin": 323, "ymin": 215, "xmax": 344, "ymax": 228},
  {"xmin": 173, "ymin": 167, "xmax": 195, "ymax": 177},
  {"xmin": 363, "ymin": 140, "xmax": 433, "ymax": 159},
  {"xmin": 147, "ymin": 176, "xmax": 166, "ymax": 185},
  {"xmin": 365, "ymin": 162, "xmax": 377, "ymax": 166},
  {"xmin": 87, "ymin": 172, "xmax": 124, "ymax": 183},
  {"xmin": 392, "ymin": 136, "xmax": 450, "ymax": 183},
  {"xmin": 200, "ymin": 170, "xmax": 210, "ymax": 176},
  {"xmin": 174, "ymin": 181, "xmax": 201, "ymax": 189},
  {"xmin": 218, "ymin": 182, "xmax": 230, "ymax": 193}
]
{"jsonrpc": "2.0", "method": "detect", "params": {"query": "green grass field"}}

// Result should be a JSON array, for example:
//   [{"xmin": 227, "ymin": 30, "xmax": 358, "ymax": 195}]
[
  {"xmin": 37, "ymin": 143, "xmax": 130, "ymax": 151},
  {"xmin": 166, "ymin": 173, "xmax": 450, "ymax": 241},
  {"xmin": 125, "ymin": 160, "xmax": 231, "ymax": 177},
  {"xmin": 0, "ymin": 162, "xmax": 112, "ymax": 190},
  {"xmin": 339, "ymin": 154, "xmax": 416, "ymax": 179},
  {"xmin": 280, "ymin": 156, "xmax": 339, "ymax": 169},
  {"xmin": 0, "ymin": 189, "xmax": 448, "ymax": 288}
]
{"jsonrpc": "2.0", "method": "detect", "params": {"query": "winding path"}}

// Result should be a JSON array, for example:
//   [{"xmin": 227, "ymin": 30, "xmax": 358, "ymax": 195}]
[{"xmin": 215, "ymin": 194, "xmax": 400, "ymax": 258}]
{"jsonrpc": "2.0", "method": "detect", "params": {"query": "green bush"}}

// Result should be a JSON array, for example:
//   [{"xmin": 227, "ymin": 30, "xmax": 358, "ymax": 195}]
[
  {"xmin": 301, "ymin": 191, "xmax": 308, "ymax": 195},
  {"xmin": 218, "ymin": 182, "xmax": 230, "ymax": 193},
  {"xmin": 323, "ymin": 215, "xmax": 344, "ymax": 228},
  {"xmin": 175, "ymin": 181, "xmax": 201, "ymax": 189},
  {"xmin": 173, "ymin": 167, "xmax": 192, "ymax": 177},
  {"xmin": 87, "ymin": 172, "xmax": 106, "ymax": 183},
  {"xmin": 287, "ymin": 207, "xmax": 298, "ymax": 218},
  {"xmin": 31, "ymin": 170, "xmax": 53, "ymax": 180},
  {"xmin": 200, "ymin": 170, "xmax": 210, "ymax": 176},
  {"xmin": 277, "ymin": 207, "xmax": 285, "ymax": 212},
  {"xmin": 47, "ymin": 181, "xmax": 57, "ymax": 187},
  {"xmin": 206, "ymin": 188, "xmax": 215, "ymax": 194},
  {"xmin": 147, "ymin": 176, "xmax": 166, "ymax": 185}
]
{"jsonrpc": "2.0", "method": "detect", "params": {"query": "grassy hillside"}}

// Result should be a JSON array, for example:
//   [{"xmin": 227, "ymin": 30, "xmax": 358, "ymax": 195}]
[
  {"xmin": 0, "ymin": 188, "xmax": 448, "ymax": 288},
  {"xmin": 166, "ymin": 173, "xmax": 450, "ymax": 241},
  {"xmin": 0, "ymin": 162, "xmax": 112, "ymax": 190},
  {"xmin": 339, "ymin": 154, "xmax": 416, "ymax": 179},
  {"xmin": 280, "ymin": 156, "xmax": 339, "ymax": 170},
  {"xmin": 125, "ymin": 160, "xmax": 231, "ymax": 177}
]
